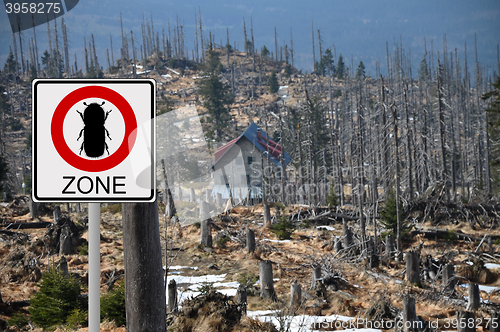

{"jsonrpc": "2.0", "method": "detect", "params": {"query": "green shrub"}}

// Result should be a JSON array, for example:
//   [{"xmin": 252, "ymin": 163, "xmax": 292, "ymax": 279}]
[
  {"xmin": 77, "ymin": 243, "xmax": 88, "ymax": 256},
  {"xmin": 270, "ymin": 216, "xmax": 295, "ymax": 240},
  {"xmin": 8, "ymin": 313, "xmax": 28, "ymax": 328},
  {"xmin": 197, "ymin": 282, "xmax": 215, "ymax": 295},
  {"xmin": 443, "ymin": 229, "xmax": 458, "ymax": 241},
  {"xmin": 379, "ymin": 189, "xmax": 412, "ymax": 238},
  {"xmin": 237, "ymin": 272, "xmax": 257, "ymax": 287},
  {"xmin": 29, "ymin": 268, "xmax": 87, "ymax": 329},
  {"xmin": 100, "ymin": 282, "xmax": 126, "ymax": 326},
  {"xmin": 216, "ymin": 235, "xmax": 230, "ymax": 248},
  {"xmin": 66, "ymin": 309, "xmax": 88, "ymax": 329}
]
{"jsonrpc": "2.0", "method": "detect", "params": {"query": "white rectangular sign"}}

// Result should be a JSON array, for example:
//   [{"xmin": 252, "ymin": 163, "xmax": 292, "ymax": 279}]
[{"xmin": 32, "ymin": 79, "xmax": 156, "ymax": 202}]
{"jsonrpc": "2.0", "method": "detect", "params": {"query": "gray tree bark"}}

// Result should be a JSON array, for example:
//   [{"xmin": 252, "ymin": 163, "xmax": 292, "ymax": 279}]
[
  {"xmin": 310, "ymin": 265, "xmax": 322, "ymax": 289},
  {"xmin": 405, "ymin": 250, "xmax": 421, "ymax": 287},
  {"xmin": 443, "ymin": 264, "xmax": 456, "ymax": 293},
  {"xmin": 168, "ymin": 279, "xmax": 178, "ymax": 313},
  {"xmin": 200, "ymin": 219, "xmax": 212, "ymax": 248},
  {"xmin": 290, "ymin": 279, "xmax": 302, "ymax": 308},
  {"xmin": 402, "ymin": 296, "xmax": 420, "ymax": 332},
  {"xmin": 264, "ymin": 203, "xmax": 271, "ymax": 228},
  {"xmin": 29, "ymin": 192, "xmax": 38, "ymax": 219},
  {"xmin": 237, "ymin": 283, "xmax": 247, "ymax": 314},
  {"xmin": 122, "ymin": 202, "xmax": 166, "ymax": 332},
  {"xmin": 385, "ymin": 234, "xmax": 395, "ymax": 260},
  {"xmin": 246, "ymin": 227, "xmax": 255, "ymax": 253},
  {"xmin": 259, "ymin": 260, "xmax": 276, "ymax": 300},
  {"xmin": 53, "ymin": 205, "xmax": 62, "ymax": 225},
  {"xmin": 467, "ymin": 283, "xmax": 480, "ymax": 311}
]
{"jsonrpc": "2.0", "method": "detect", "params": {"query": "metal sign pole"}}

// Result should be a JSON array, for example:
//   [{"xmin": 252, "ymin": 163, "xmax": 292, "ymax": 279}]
[{"xmin": 89, "ymin": 202, "xmax": 100, "ymax": 331}]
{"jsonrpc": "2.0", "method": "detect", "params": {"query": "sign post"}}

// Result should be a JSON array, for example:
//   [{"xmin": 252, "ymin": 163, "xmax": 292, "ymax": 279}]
[
  {"xmin": 88, "ymin": 202, "xmax": 100, "ymax": 331},
  {"xmin": 33, "ymin": 79, "xmax": 156, "ymax": 331}
]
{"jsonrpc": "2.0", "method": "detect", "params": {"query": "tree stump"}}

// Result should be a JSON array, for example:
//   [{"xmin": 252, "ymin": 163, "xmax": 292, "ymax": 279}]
[
  {"xmin": 246, "ymin": 227, "xmax": 255, "ymax": 253},
  {"xmin": 122, "ymin": 202, "xmax": 167, "ymax": 331},
  {"xmin": 405, "ymin": 250, "xmax": 421, "ymax": 287},
  {"xmin": 367, "ymin": 237, "xmax": 379, "ymax": 269},
  {"xmin": 168, "ymin": 279, "xmax": 178, "ymax": 313},
  {"xmin": 343, "ymin": 225, "xmax": 353, "ymax": 249},
  {"xmin": 29, "ymin": 192, "xmax": 38, "ymax": 219},
  {"xmin": 310, "ymin": 265, "xmax": 322, "ymax": 289},
  {"xmin": 190, "ymin": 188, "xmax": 196, "ymax": 202},
  {"xmin": 457, "ymin": 311, "xmax": 476, "ymax": 332},
  {"xmin": 237, "ymin": 283, "xmax": 247, "ymax": 314},
  {"xmin": 200, "ymin": 201, "xmax": 209, "ymax": 220},
  {"xmin": 385, "ymin": 234, "xmax": 395, "ymax": 259},
  {"xmin": 467, "ymin": 283, "xmax": 480, "ymax": 311},
  {"xmin": 201, "ymin": 219, "xmax": 212, "ymax": 248},
  {"xmin": 59, "ymin": 224, "xmax": 73, "ymax": 255},
  {"xmin": 57, "ymin": 256, "xmax": 70, "ymax": 277},
  {"xmin": 53, "ymin": 205, "xmax": 62, "ymax": 225},
  {"xmin": 402, "ymin": 296, "xmax": 420, "ymax": 332},
  {"xmin": 443, "ymin": 264, "xmax": 456, "ymax": 294},
  {"xmin": 290, "ymin": 279, "xmax": 301, "ymax": 309},
  {"xmin": 264, "ymin": 203, "xmax": 271, "ymax": 228},
  {"xmin": 216, "ymin": 193, "xmax": 222, "ymax": 207},
  {"xmin": 259, "ymin": 260, "xmax": 276, "ymax": 300}
]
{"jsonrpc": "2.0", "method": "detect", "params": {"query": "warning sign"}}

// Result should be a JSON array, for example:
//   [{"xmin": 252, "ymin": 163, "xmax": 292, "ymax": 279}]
[{"xmin": 32, "ymin": 79, "xmax": 156, "ymax": 202}]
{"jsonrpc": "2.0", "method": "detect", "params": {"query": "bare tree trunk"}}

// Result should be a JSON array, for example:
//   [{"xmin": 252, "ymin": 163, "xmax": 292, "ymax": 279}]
[
  {"xmin": 443, "ymin": 264, "xmax": 456, "ymax": 294},
  {"xmin": 122, "ymin": 202, "xmax": 166, "ymax": 332},
  {"xmin": 402, "ymin": 296, "xmax": 419, "ymax": 332},
  {"xmin": 259, "ymin": 260, "xmax": 275, "ymax": 300},
  {"xmin": 168, "ymin": 279, "xmax": 177, "ymax": 313},
  {"xmin": 237, "ymin": 283, "xmax": 247, "ymax": 314},
  {"xmin": 405, "ymin": 250, "xmax": 421, "ymax": 287},
  {"xmin": 290, "ymin": 279, "xmax": 301, "ymax": 309},
  {"xmin": 246, "ymin": 226, "xmax": 255, "ymax": 253},
  {"xmin": 467, "ymin": 282, "xmax": 480, "ymax": 311},
  {"xmin": 200, "ymin": 219, "xmax": 212, "ymax": 248}
]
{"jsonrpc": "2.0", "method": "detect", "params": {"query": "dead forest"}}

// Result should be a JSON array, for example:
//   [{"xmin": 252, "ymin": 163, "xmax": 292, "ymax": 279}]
[{"xmin": 1, "ymin": 12, "xmax": 500, "ymax": 332}]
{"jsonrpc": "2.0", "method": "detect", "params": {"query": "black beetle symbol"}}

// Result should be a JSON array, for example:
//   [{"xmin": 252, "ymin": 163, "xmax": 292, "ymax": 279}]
[{"xmin": 76, "ymin": 101, "xmax": 112, "ymax": 158}]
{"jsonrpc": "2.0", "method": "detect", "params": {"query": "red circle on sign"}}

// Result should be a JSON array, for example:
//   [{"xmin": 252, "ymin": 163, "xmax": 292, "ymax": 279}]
[{"xmin": 51, "ymin": 86, "xmax": 137, "ymax": 172}]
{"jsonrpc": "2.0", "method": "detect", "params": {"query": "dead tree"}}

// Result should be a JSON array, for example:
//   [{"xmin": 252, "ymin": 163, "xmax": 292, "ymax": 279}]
[
  {"xmin": 310, "ymin": 265, "xmax": 321, "ymax": 289},
  {"xmin": 29, "ymin": 191, "xmax": 38, "ymax": 219},
  {"xmin": 385, "ymin": 234, "xmax": 395, "ymax": 259},
  {"xmin": 53, "ymin": 205, "xmax": 62, "ymax": 225},
  {"xmin": 290, "ymin": 279, "xmax": 301, "ymax": 309},
  {"xmin": 168, "ymin": 279, "xmax": 177, "ymax": 313},
  {"xmin": 264, "ymin": 203, "xmax": 271, "ymax": 228},
  {"xmin": 467, "ymin": 283, "xmax": 480, "ymax": 311},
  {"xmin": 259, "ymin": 260, "xmax": 276, "ymax": 300},
  {"xmin": 237, "ymin": 283, "xmax": 247, "ymax": 314},
  {"xmin": 405, "ymin": 250, "xmax": 421, "ymax": 287},
  {"xmin": 200, "ymin": 219, "xmax": 212, "ymax": 248},
  {"xmin": 57, "ymin": 256, "xmax": 69, "ymax": 277},
  {"xmin": 122, "ymin": 202, "xmax": 166, "ymax": 331},
  {"xmin": 443, "ymin": 264, "xmax": 456, "ymax": 293},
  {"xmin": 402, "ymin": 296, "xmax": 420, "ymax": 332},
  {"xmin": 246, "ymin": 227, "xmax": 255, "ymax": 253}
]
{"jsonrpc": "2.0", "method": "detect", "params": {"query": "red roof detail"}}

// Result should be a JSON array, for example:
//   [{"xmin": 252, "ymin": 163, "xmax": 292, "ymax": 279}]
[{"xmin": 214, "ymin": 137, "xmax": 239, "ymax": 163}]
